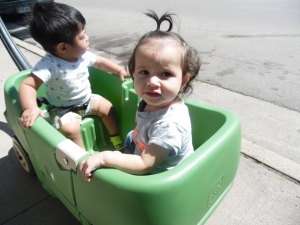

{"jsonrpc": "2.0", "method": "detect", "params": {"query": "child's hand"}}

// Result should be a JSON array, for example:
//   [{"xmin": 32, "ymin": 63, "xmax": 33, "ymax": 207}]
[
  {"xmin": 20, "ymin": 106, "xmax": 45, "ymax": 128},
  {"xmin": 118, "ymin": 69, "xmax": 130, "ymax": 82},
  {"xmin": 80, "ymin": 153, "xmax": 104, "ymax": 182}
]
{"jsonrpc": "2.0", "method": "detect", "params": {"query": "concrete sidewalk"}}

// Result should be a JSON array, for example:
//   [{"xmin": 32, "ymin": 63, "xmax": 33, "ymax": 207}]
[{"xmin": 1, "ymin": 39, "xmax": 300, "ymax": 224}]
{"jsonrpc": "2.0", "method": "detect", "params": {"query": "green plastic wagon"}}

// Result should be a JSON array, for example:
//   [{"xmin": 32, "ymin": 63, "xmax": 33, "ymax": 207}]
[{"xmin": 4, "ymin": 67, "xmax": 241, "ymax": 225}]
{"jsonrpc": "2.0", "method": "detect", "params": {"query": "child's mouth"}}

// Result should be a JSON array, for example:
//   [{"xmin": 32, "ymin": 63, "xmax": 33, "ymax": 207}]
[
  {"xmin": 146, "ymin": 92, "xmax": 160, "ymax": 97},
  {"xmin": 145, "ymin": 92, "xmax": 160, "ymax": 97}
]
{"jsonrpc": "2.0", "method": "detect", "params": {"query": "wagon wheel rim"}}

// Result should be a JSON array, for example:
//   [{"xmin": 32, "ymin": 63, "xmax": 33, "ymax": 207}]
[{"xmin": 13, "ymin": 140, "xmax": 31, "ymax": 173}]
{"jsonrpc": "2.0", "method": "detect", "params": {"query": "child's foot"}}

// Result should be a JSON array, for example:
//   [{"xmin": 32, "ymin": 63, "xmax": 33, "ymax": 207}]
[{"xmin": 110, "ymin": 135, "xmax": 124, "ymax": 151}]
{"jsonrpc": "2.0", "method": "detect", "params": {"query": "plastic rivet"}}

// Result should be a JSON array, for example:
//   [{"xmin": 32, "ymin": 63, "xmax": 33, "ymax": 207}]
[{"xmin": 63, "ymin": 157, "xmax": 68, "ymax": 165}]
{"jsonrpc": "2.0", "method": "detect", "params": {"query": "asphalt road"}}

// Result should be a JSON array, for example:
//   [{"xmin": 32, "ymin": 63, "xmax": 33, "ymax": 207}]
[{"xmin": 3, "ymin": 0, "xmax": 300, "ymax": 111}]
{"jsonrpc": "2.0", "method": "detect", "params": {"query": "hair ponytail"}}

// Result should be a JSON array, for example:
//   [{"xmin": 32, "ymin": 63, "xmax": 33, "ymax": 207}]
[{"xmin": 144, "ymin": 10, "xmax": 174, "ymax": 32}]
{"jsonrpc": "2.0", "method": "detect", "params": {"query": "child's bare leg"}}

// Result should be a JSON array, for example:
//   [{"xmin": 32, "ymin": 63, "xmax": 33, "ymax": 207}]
[
  {"xmin": 91, "ymin": 96, "xmax": 118, "ymax": 135},
  {"xmin": 60, "ymin": 122, "xmax": 85, "ymax": 149},
  {"xmin": 91, "ymin": 96, "xmax": 123, "ymax": 150}
]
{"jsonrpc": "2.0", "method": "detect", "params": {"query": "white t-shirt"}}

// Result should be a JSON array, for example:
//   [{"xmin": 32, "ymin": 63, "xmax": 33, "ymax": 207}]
[{"xmin": 31, "ymin": 51, "xmax": 96, "ymax": 107}]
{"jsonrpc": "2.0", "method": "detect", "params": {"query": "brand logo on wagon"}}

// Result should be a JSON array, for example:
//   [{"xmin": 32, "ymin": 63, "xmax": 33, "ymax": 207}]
[{"xmin": 208, "ymin": 174, "xmax": 224, "ymax": 207}]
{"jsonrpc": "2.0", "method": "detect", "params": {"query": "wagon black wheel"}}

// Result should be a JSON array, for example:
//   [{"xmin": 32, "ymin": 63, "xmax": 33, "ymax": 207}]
[{"xmin": 12, "ymin": 136, "xmax": 35, "ymax": 175}]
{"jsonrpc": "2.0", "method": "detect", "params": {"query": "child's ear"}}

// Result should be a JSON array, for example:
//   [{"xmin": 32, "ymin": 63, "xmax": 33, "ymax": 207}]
[
  {"xmin": 56, "ymin": 43, "xmax": 68, "ymax": 54},
  {"xmin": 181, "ymin": 73, "xmax": 191, "ymax": 87}
]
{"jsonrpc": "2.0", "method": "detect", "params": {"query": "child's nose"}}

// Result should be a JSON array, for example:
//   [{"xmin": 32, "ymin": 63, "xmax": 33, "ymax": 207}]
[{"xmin": 148, "ymin": 75, "xmax": 160, "ymax": 87}]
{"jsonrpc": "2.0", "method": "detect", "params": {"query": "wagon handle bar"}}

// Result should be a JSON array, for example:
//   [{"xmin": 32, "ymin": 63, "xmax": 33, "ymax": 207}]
[{"xmin": 0, "ymin": 16, "xmax": 32, "ymax": 71}]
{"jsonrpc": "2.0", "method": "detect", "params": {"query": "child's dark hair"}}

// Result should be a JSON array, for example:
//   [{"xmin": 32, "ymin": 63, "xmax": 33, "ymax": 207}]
[
  {"xmin": 29, "ymin": 2, "xmax": 86, "ymax": 53},
  {"xmin": 128, "ymin": 10, "xmax": 201, "ymax": 94}
]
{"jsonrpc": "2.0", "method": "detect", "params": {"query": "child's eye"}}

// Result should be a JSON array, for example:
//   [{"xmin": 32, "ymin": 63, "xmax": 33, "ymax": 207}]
[
  {"xmin": 161, "ymin": 72, "xmax": 171, "ymax": 77},
  {"xmin": 140, "ymin": 70, "xmax": 149, "ymax": 75}
]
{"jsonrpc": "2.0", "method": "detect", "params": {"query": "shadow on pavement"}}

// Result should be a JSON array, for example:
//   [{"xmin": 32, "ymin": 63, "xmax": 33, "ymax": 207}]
[
  {"xmin": 0, "ymin": 121, "xmax": 15, "ymax": 137},
  {"xmin": 0, "ymin": 148, "xmax": 80, "ymax": 225}
]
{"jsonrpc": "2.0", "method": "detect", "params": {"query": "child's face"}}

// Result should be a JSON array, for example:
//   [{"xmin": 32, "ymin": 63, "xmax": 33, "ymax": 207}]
[
  {"xmin": 133, "ymin": 40, "xmax": 184, "ymax": 111},
  {"xmin": 65, "ymin": 26, "xmax": 90, "ymax": 61}
]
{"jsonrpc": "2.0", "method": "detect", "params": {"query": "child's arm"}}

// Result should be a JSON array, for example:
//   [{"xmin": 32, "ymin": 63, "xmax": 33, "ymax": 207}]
[
  {"xmin": 93, "ymin": 56, "xmax": 129, "ymax": 82},
  {"xmin": 19, "ymin": 74, "xmax": 45, "ymax": 128},
  {"xmin": 80, "ymin": 144, "xmax": 171, "ymax": 181}
]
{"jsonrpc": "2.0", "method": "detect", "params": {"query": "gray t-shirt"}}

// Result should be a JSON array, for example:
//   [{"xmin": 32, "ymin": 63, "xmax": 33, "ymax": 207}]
[
  {"xmin": 132, "ymin": 100, "xmax": 194, "ymax": 174},
  {"xmin": 31, "ymin": 51, "xmax": 96, "ymax": 107}
]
